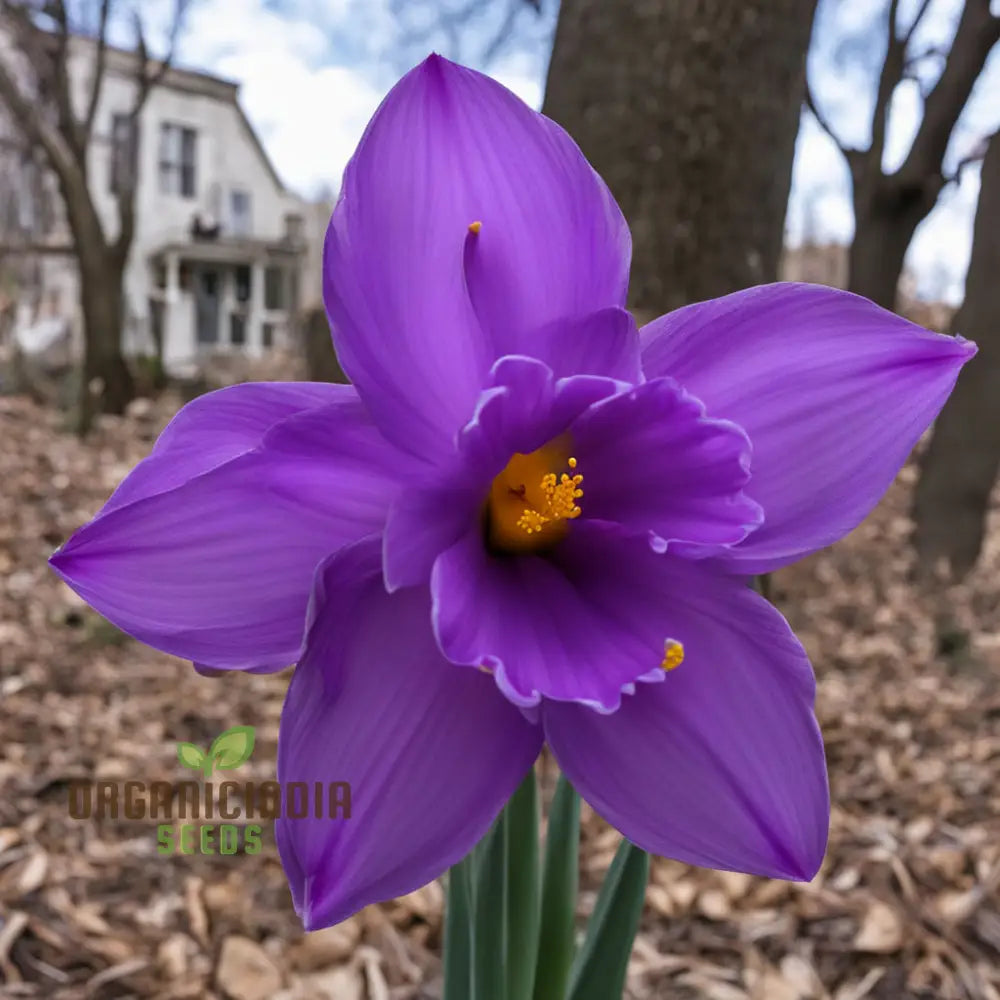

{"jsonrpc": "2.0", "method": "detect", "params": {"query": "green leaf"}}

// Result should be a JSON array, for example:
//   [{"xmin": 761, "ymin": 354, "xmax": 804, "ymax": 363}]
[
  {"xmin": 442, "ymin": 854, "xmax": 474, "ymax": 1000},
  {"xmin": 208, "ymin": 725, "xmax": 256, "ymax": 774},
  {"xmin": 176, "ymin": 742, "xmax": 206, "ymax": 771},
  {"xmin": 566, "ymin": 838, "xmax": 649, "ymax": 1000},
  {"xmin": 532, "ymin": 772, "xmax": 580, "ymax": 1000},
  {"xmin": 471, "ymin": 810, "xmax": 508, "ymax": 1000},
  {"xmin": 504, "ymin": 769, "xmax": 540, "ymax": 1000}
]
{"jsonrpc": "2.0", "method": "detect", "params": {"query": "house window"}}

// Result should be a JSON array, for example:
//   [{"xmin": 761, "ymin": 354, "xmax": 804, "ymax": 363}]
[
  {"xmin": 284, "ymin": 213, "xmax": 304, "ymax": 242},
  {"xmin": 230, "ymin": 189, "xmax": 252, "ymax": 237},
  {"xmin": 264, "ymin": 266, "xmax": 285, "ymax": 310},
  {"xmin": 234, "ymin": 265, "xmax": 251, "ymax": 303},
  {"xmin": 261, "ymin": 322, "xmax": 274, "ymax": 348},
  {"xmin": 109, "ymin": 113, "xmax": 134, "ymax": 194},
  {"xmin": 158, "ymin": 123, "xmax": 197, "ymax": 197},
  {"xmin": 229, "ymin": 312, "xmax": 246, "ymax": 346}
]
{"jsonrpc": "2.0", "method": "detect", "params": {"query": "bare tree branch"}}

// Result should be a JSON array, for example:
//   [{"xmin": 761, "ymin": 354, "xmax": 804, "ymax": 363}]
[
  {"xmin": 869, "ymin": 0, "xmax": 905, "ymax": 171},
  {"xmin": 943, "ymin": 132, "xmax": 994, "ymax": 187},
  {"xmin": 115, "ymin": 0, "xmax": 189, "ymax": 259},
  {"xmin": 803, "ymin": 78, "xmax": 856, "ymax": 160},
  {"xmin": 899, "ymin": 0, "xmax": 1000, "ymax": 184},
  {"xmin": 82, "ymin": 0, "xmax": 112, "ymax": 143},
  {"xmin": 387, "ymin": 0, "xmax": 540, "ymax": 67},
  {"xmin": 129, "ymin": 0, "xmax": 187, "ymax": 114},
  {"xmin": 0, "ymin": 44, "xmax": 77, "ymax": 183},
  {"xmin": 482, "ymin": 0, "xmax": 521, "ymax": 64},
  {"xmin": 41, "ymin": 0, "xmax": 87, "ymax": 161},
  {"xmin": 901, "ymin": 0, "xmax": 934, "ymax": 47},
  {"xmin": 904, "ymin": 44, "xmax": 947, "ymax": 71}
]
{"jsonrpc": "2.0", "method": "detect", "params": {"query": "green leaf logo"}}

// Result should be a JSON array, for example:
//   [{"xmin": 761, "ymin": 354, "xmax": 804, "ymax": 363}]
[
  {"xmin": 177, "ymin": 742, "xmax": 206, "ymax": 771},
  {"xmin": 207, "ymin": 725, "xmax": 256, "ymax": 775}
]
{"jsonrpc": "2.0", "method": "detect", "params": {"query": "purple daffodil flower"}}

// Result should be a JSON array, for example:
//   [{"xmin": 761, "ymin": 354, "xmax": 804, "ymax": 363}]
[{"xmin": 51, "ymin": 55, "xmax": 974, "ymax": 931}]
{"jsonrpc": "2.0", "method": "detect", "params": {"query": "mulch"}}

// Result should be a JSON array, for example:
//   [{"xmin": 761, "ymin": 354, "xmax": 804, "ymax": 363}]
[{"xmin": 0, "ymin": 389, "xmax": 997, "ymax": 1000}]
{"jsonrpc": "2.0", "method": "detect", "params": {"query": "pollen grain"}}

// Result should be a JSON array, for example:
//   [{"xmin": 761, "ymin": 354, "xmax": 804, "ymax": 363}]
[
  {"xmin": 661, "ymin": 639, "xmax": 685, "ymax": 672},
  {"xmin": 515, "ymin": 461, "xmax": 583, "ymax": 535}
]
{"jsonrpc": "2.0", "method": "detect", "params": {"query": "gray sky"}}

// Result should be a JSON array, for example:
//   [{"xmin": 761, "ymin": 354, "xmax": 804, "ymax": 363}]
[{"xmin": 127, "ymin": 0, "xmax": 1000, "ymax": 305}]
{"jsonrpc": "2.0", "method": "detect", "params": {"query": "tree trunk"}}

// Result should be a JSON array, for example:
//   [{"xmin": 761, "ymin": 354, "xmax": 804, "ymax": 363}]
[
  {"xmin": 0, "ymin": 111, "xmax": 136, "ymax": 432},
  {"xmin": 541, "ymin": 0, "xmax": 819, "ymax": 316},
  {"xmin": 61, "ymin": 184, "xmax": 135, "ymax": 432},
  {"xmin": 300, "ymin": 306, "xmax": 348, "ymax": 383},
  {"xmin": 911, "ymin": 131, "xmax": 1000, "ymax": 580},
  {"xmin": 847, "ymin": 205, "xmax": 917, "ymax": 310},
  {"xmin": 847, "ymin": 177, "xmax": 937, "ymax": 310},
  {"xmin": 77, "ymin": 243, "xmax": 134, "ymax": 432}
]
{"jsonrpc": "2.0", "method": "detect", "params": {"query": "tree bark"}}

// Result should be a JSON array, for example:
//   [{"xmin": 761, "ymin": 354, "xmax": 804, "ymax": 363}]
[
  {"xmin": 55, "ymin": 171, "xmax": 135, "ymax": 430},
  {"xmin": 832, "ymin": 0, "xmax": 1000, "ymax": 311},
  {"xmin": 300, "ymin": 306, "xmax": 348, "ymax": 384},
  {"xmin": 847, "ymin": 180, "xmax": 934, "ymax": 309},
  {"xmin": 78, "ymin": 245, "xmax": 133, "ymax": 426},
  {"xmin": 912, "ymin": 131, "xmax": 1000, "ymax": 579},
  {"xmin": 541, "ymin": 0, "xmax": 819, "ymax": 316}
]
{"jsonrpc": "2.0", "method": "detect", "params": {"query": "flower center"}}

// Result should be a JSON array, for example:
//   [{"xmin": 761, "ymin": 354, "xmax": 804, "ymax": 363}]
[{"xmin": 485, "ymin": 441, "xmax": 584, "ymax": 554}]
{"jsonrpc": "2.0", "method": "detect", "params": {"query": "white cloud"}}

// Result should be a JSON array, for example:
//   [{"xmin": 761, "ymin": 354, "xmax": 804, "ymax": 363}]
[
  {"xmin": 171, "ymin": 0, "xmax": 382, "ymax": 196},
  {"xmin": 168, "ymin": 0, "xmax": 546, "ymax": 197}
]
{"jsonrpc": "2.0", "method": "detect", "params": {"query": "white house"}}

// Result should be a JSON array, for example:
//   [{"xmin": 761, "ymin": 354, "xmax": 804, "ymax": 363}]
[{"xmin": 3, "ymin": 34, "xmax": 327, "ymax": 375}]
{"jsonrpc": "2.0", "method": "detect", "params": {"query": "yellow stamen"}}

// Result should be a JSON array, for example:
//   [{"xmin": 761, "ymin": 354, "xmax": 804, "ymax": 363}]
[
  {"xmin": 485, "ymin": 441, "xmax": 583, "ymax": 553},
  {"xmin": 661, "ymin": 639, "xmax": 685, "ymax": 672},
  {"xmin": 468, "ymin": 220, "xmax": 482, "ymax": 234},
  {"xmin": 514, "ymin": 460, "xmax": 583, "ymax": 535}
]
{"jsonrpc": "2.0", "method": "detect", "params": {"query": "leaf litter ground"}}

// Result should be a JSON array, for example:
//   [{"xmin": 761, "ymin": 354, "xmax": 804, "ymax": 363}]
[{"xmin": 0, "ymin": 389, "xmax": 998, "ymax": 1000}]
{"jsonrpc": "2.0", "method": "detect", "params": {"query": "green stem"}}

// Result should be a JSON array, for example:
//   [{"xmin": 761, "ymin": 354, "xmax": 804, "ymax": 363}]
[
  {"xmin": 532, "ymin": 772, "xmax": 580, "ymax": 1000},
  {"xmin": 504, "ymin": 769, "xmax": 540, "ymax": 1000},
  {"xmin": 442, "ymin": 857, "xmax": 474, "ymax": 1000}
]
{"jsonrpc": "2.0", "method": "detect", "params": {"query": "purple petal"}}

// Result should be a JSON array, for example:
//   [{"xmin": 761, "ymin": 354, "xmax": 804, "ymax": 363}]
[
  {"xmin": 434, "ymin": 522, "xmax": 716, "ymax": 711},
  {"xmin": 324, "ymin": 55, "xmax": 631, "ymax": 461},
  {"xmin": 512, "ymin": 307, "xmax": 642, "ymax": 385},
  {"xmin": 429, "ymin": 56, "xmax": 630, "ymax": 355},
  {"xmin": 545, "ymin": 561, "xmax": 828, "ymax": 880},
  {"xmin": 50, "ymin": 395, "xmax": 416, "ymax": 670},
  {"xmin": 570, "ymin": 377, "xmax": 762, "ymax": 552},
  {"xmin": 276, "ymin": 537, "xmax": 542, "ymax": 930},
  {"xmin": 382, "ymin": 477, "xmax": 483, "ymax": 593},
  {"xmin": 323, "ymin": 59, "xmax": 488, "ymax": 463},
  {"xmin": 383, "ymin": 356, "xmax": 619, "ymax": 590},
  {"xmin": 458, "ymin": 355, "xmax": 623, "ymax": 480},
  {"xmin": 104, "ymin": 382, "xmax": 347, "ymax": 513},
  {"xmin": 641, "ymin": 283, "xmax": 976, "ymax": 573}
]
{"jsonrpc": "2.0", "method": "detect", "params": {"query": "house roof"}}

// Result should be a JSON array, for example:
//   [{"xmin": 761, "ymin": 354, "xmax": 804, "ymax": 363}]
[{"xmin": 75, "ymin": 35, "xmax": 290, "ymax": 194}]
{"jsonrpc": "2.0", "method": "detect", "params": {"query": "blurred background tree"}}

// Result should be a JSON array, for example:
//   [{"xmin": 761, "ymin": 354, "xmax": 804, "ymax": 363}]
[
  {"xmin": 913, "ymin": 128, "xmax": 1000, "ymax": 579},
  {"xmin": 806, "ymin": 0, "xmax": 1000, "ymax": 310},
  {"xmin": 0, "ymin": 0, "xmax": 189, "ymax": 432},
  {"xmin": 542, "ymin": 0, "xmax": 819, "ymax": 316}
]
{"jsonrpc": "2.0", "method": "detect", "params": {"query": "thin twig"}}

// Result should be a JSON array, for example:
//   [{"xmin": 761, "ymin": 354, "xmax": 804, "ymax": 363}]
[{"xmin": 804, "ymin": 79, "xmax": 854, "ymax": 157}]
